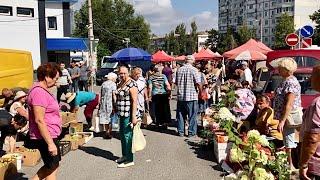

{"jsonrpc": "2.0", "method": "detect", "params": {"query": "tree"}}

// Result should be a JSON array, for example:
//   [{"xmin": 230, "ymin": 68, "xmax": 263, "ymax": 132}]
[
  {"xmin": 205, "ymin": 28, "xmax": 219, "ymax": 52},
  {"xmin": 274, "ymin": 13, "xmax": 295, "ymax": 49},
  {"xmin": 73, "ymin": 0, "xmax": 151, "ymax": 59},
  {"xmin": 236, "ymin": 25, "xmax": 256, "ymax": 45},
  {"xmin": 188, "ymin": 21, "xmax": 198, "ymax": 53},
  {"xmin": 175, "ymin": 23, "xmax": 187, "ymax": 54},
  {"xmin": 310, "ymin": 9, "xmax": 320, "ymax": 46},
  {"xmin": 217, "ymin": 27, "xmax": 238, "ymax": 53}
]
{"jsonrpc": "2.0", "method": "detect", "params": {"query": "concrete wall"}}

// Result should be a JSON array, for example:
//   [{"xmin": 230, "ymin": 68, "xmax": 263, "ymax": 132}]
[
  {"xmin": 0, "ymin": 0, "xmax": 41, "ymax": 69},
  {"xmin": 45, "ymin": 2, "xmax": 64, "ymax": 38}
]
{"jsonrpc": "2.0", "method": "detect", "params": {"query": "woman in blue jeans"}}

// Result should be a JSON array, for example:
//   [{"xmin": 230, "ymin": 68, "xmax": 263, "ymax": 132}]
[{"xmin": 115, "ymin": 65, "xmax": 138, "ymax": 168}]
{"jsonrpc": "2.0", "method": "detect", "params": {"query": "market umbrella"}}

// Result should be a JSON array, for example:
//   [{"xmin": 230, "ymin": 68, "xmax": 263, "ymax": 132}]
[
  {"xmin": 230, "ymin": 50, "xmax": 267, "ymax": 61},
  {"xmin": 109, "ymin": 47, "xmax": 151, "ymax": 62},
  {"xmin": 193, "ymin": 48, "xmax": 221, "ymax": 61},
  {"xmin": 175, "ymin": 55, "xmax": 186, "ymax": 61},
  {"xmin": 152, "ymin": 50, "xmax": 174, "ymax": 63}
]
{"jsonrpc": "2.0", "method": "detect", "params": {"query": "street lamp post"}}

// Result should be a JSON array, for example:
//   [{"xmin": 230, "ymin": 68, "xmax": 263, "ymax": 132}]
[{"xmin": 255, "ymin": 19, "xmax": 263, "ymax": 43}]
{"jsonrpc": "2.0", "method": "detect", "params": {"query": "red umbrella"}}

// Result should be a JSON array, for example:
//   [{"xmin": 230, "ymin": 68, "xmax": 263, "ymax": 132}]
[
  {"xmin": 152, "ymin": 50, "xmax": 174, "ymax": 63},
  {"xmin": 230, "ymin": 50, "xmax": 267, "ymax": 61},
  {"xmin": 193, "ymin": 49, "xmax": 221, "ymax": 61},
  {"xmin": 175, "ymin": 55, "xmax": 186, "ymax": 61}
]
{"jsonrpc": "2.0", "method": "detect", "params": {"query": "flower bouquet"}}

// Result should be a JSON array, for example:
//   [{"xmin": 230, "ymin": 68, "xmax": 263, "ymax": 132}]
[{"xmin": 224, "ymin": 130, "xmax": 290, "ymax": 180}]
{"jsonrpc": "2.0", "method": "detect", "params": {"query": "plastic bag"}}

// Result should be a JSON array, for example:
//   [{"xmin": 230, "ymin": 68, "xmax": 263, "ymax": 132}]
[
  {"xmin": 142, "ymin": 112, "xmax": 153, "ymax": 125},
  {"xmin": 132, "ymin": 121, "xmax": 146, "ymax": 153}
]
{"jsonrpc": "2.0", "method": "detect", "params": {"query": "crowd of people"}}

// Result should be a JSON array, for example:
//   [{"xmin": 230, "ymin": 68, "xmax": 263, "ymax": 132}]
[{"xmin": 0, "ymin": 55, "xmax": 320, "ymax": 179}]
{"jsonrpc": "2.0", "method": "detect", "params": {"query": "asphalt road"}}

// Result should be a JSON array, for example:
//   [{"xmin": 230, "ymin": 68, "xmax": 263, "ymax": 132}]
[{"xmin": 17, "ymin": 87, "xmax": 222, "ymax": 180}]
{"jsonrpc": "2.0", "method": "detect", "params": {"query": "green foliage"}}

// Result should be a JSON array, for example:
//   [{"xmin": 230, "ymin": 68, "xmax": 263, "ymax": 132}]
[
  {"xmin": 220, "ymin": 119, "xmax": 242, "ymax": 145},
  {"xmin": 217, "ymin": 88, "xmax": 237, "ymax": 109},
  {"xmin": 267, "ymin": 152, "xmax": 290, "ymax": 180},
  {"xmin": 73, "ymin": 0, "xmax": 151, "ymax": 54},
  {"xmin": 217, "ymin": 27, "xmax": 238, "ymax": 54},
  {"xmin": 205, "ymin": 28, "xmax": 219, "ymax": 52},
  {"xmin": 274, "ymin": 13, "xmax": 295, "ymax": 49},
  {"xmin": 189, "ymin": 21, "xmax": 198, "ymax": 54},
  {"xmin": 236, "ymin": 25, "xmax": 256, "ymax": 45},
  {"xmin": 310, "ymin": 9, "xmax": 320, "ymax": 46}
]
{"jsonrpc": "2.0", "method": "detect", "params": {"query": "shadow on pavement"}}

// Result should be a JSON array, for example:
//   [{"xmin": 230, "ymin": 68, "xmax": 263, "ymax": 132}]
[
  {"xmin": 186, "ymin": 140, "xmax": 217, "ymax": 162},
  {"xmin": 79, "ymin": 146, "xmax": 119, "ymax": 161},
  {"xmin": 6, "ymin": 172, "xmax": 28, "ymax": 180},
  {"xmin": 144, "ymin": 124, "xmax": 179, "ymax": 136}
]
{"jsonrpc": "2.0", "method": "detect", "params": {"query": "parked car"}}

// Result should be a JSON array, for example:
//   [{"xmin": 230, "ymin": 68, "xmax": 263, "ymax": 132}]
[
  {"xmin": 96, "ymin": 56, "xmax": 152, "ymax": 85},
  {"xmin": 257, "ymin": 49, "xmax": 320, "ymax": 109}
]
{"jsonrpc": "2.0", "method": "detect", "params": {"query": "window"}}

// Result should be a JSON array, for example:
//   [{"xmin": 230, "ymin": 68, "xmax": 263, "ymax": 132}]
[
  {"xmin": 17, "ymin": 7, "xmax": 34, "ymax": 17},
  {"xmin": 264, "ymin": 28, "xmax": 269, "ymax": 33},
  {"xmin": 272, "ymin": 19, "xmax": 276, "ymax": 24},
  {"xmin": 48, "ymin": 16, "xmax": 57, "ymax": 30},
  {"xmin": 265, "ymin": 19, "xmax": 268, "ymax": 25},
  {"xmin": 264, "ymin": 37, "xmax": 269, "ymax": 42},
  {"xmin": 0, "ymin": 6, "xmax": 12, "ymax": 16},
  {"xmin": 265, "ymin": 3, "xmax": 268, "ymax": 8},
  {"xmin": 265, "ymin": 11, "xmax": 268, "ymax": 17}
]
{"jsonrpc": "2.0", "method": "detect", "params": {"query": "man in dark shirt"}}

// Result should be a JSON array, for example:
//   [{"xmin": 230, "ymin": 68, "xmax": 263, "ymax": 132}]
[
  {"xmin": 162, "ymin": 62, "xmax": 173, "ymax": 84},
  {"xmin": 0, "ymin": 111, "xmax": 27, "ymax": 155}
]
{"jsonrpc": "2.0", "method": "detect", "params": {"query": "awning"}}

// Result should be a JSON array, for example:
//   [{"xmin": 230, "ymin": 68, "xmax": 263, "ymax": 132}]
[{"xmin": 47, "ymin": 38, "xmax": 88, "ymax": 51}]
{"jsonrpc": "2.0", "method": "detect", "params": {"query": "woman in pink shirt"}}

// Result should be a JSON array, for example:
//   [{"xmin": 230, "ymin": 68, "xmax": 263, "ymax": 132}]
[
  {"xmin": 27, "ymin": 63, "xmax": 62, "ymax": 180},
  {"xmin": 299, "ymin": 65, "xmax": 320, "ymax": 180}
]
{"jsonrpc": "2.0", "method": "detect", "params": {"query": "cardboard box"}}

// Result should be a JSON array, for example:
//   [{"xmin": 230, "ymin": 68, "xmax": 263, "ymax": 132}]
[
  {"xmin": 0, "ymin": 158, "xmax": 17, "ymax": 180},
  {"xmin": 60, "ymin": 112, "xmax": 77, "ymax": 126},
  {"xmin": 59, "ymin": 141, "xmax": 71, "ymax": 156},
  {"xmin": 69, "ymin": 122, "xmax": 83, "ymax": 135},
  {"xmin": 15, "ymin": 147, "xmax": 41, "ymax": 167},
  {"xmin": 213, "ymin": 139, "xmax": 233, "ymax": 163},
  {"xmin": 62, "ymin": 134, "xmax": 85, "ymax": 151},
  {"xmin": 76, "ymin": 132, "xmax": 93, "ymax": 144}
]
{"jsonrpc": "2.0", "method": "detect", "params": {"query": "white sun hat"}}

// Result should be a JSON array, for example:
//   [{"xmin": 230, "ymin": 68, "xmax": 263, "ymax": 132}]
[{"xmin": 65, "ymin": 92, "xmax": 76, "ymax": 104}]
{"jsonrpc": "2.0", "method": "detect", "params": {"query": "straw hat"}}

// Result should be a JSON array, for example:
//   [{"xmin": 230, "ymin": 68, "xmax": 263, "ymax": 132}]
[
  {"xmin": 14, "ymin": 91, "xmax": 27, "ymax": 101},
  {"xmin": 65, "ymin": 92, "xmax": 76, "ymax": 104}
]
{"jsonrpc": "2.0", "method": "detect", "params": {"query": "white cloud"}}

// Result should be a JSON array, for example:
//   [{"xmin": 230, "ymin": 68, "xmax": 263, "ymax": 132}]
[
  {"xmin": 188, "ymin": 11, "xmax": 218, "ymax": 32},
  {"xmin": 74, "ymin": 0, "xmax": 218, "ymax": 36}
]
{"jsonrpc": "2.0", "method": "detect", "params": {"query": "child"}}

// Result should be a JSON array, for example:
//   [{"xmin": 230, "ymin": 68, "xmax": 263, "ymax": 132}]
[{"xmin": 255, "ymin": 94, "xmax": 283, "ymax": 148}]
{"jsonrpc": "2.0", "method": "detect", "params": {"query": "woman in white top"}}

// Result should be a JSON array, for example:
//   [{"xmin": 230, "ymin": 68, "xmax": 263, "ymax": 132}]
[{"xmin": 10, "ymin": 91, "xmax": 28, "ymax": 119}]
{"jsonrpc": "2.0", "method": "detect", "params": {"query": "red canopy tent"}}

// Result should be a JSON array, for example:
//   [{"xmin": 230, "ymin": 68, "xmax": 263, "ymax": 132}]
[
  {"xmin": 193, "ymin": 48, "xmax": 222, "ymax": 61},
  {"xmin": 222, "ymin": 39, "xmax": 272, "ymax": 60},
  {"xmin": 175, "ymin": 55, "xmax": 186, "ymax": 61},
  {"xmin": 152, "ymin": 50, "xmax": 174, "ymax": 63}
]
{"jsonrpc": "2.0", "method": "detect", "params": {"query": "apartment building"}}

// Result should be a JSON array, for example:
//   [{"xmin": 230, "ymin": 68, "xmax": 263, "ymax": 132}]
[
  {"xmin": 0, "ymin": 0, "xmax": 86, "ymax": 69},
  {"xmin": 218, "ymin": 0, "xmax": 319, "ymax": 47}
]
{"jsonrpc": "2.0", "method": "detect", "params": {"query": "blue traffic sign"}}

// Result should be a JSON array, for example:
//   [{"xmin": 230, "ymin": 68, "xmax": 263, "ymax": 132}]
[{"xmin": 300, "ymin": 25, "xmax": 314, "ymax": 38}]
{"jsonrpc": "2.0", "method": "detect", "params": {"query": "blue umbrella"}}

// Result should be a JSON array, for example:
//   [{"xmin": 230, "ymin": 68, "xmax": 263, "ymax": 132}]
[{"xmin": 109, "ymin": 47, "xmax": 151, "ymax": 62}]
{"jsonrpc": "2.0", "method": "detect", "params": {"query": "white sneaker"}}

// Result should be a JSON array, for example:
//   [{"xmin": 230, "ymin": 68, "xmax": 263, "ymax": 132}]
[
  {"xmin": 117, "ymin": 162, "xmax": 134, "ymax": 168},
  {"xmin": 89, "ymin": 126, "xmax": 94, "ymax": 131},
  {"xmin": 115, "ymin": 157, "xmax": 126, "ymax": 163}
]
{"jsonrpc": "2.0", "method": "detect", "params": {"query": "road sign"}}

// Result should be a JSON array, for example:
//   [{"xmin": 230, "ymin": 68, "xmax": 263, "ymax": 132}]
[
  {"xmin": 300, "ymin": 25, "xmax": 314, "ymax": 38},
  {"xmin": 301, "ymin": 38, "xmax": 312, "ymax": 48},
  {"xmin": 286, "ymin": 33, "xmax": 299, "ymax": 46}
]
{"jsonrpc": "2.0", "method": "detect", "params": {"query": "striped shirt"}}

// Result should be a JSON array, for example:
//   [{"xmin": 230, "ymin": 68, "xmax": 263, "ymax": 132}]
[
  {"xmin": 176, "ymin": 64, "xmax": 201, "ymax": 101},
  {"xmin": 148, "ymin": 73, "xmax": 168, "ymax": 96}
]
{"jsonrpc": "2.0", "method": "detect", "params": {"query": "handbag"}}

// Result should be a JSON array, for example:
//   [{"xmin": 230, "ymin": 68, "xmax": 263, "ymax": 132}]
[
  {"xmin": 132, "ymin": 121, "xmax": 146, "ymax": 153},
  {"xmin": 142, "ymin": 112, "xmax": 152, "ymax": 125},
  {"xmin": 286, "ymin": 107, "xmax": 303, "ymax": 128}
]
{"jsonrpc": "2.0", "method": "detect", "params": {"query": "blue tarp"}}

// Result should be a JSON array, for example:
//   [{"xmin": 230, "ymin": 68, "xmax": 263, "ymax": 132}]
[{"xmin": 47, "ymin": 38, "xmax": 88, "ymax": 51}]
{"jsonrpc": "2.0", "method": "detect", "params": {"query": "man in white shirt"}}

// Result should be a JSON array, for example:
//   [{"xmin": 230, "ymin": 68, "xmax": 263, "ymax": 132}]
[
  {"xmin": 56, "ymin": 62, "xmax": 72, "ymax": 103},
  {"xmin": 240, "ymin": 61, "xmax": 253, "ymax": 85}
]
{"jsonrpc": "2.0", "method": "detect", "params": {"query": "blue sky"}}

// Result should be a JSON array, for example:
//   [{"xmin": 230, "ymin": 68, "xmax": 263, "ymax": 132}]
[{"xmin": 74, "ymin": 0, "xmax": 219, "ymax": 36}]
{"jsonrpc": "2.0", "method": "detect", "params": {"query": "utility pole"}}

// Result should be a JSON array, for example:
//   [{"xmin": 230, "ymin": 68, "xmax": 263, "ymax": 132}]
[{"xmin": 88, "ymin": 0, "xmax": 96, "ymax": 90}]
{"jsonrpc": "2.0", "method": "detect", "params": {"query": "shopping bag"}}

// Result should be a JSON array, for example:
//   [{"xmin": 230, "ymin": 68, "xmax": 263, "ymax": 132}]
[
  {"xmin": 132, "ymin": 121, "xmax": 146, "ymax": 153},
  {"xmin": 286, "ymin": 107, "xmax": 303, "ymax": 128},
  {"xmin": 142, "ymin": 112, "xmax": 153, "ymax": 125},
  {"xmin": 111, "ymin": 113, "xmax": 119, "ymax": 131},
  {"xmin": 93, "ymin": 117, "xmax": 101, "ymax": 133}
]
